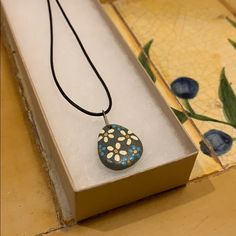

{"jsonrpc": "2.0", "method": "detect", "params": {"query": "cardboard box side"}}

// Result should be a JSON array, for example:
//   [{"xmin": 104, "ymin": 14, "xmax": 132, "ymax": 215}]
[
  {"xmin": 1, "ymin": 9, "xmax": 76, "ymax": 222},
  {"xmin": 75, "ymin": 154, "xmax": 196, "ymax": 221}
]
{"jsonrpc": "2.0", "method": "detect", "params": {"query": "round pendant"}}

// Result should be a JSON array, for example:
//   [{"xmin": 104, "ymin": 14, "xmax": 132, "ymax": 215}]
[{"xmin": 98, "ymin": 124, "xmax": 143, "ymax": 170}]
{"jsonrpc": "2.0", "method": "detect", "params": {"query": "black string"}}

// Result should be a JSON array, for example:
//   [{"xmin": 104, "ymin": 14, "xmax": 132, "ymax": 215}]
[{"xmin": 47, "ymin": 0, "xmax": 112, "ymax": 116}]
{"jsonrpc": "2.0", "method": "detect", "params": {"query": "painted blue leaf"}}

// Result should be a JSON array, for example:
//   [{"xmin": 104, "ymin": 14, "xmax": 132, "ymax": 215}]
[{"xmin": 218, "ymin": 68, "xmax": 236, "ymax": 127}]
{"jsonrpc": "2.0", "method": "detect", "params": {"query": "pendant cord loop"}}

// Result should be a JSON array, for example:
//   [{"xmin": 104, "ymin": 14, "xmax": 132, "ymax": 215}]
[
  {"xmin": 102, "ymin": 110, "xmax": 110, "ymax": 126},
  {"xmin": 47, "ymin": 0, "xmax": 112, "ymax": 117}
]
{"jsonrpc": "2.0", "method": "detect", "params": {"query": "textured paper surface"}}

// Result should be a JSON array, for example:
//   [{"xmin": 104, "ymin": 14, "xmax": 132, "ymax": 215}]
[{"xmin": 110, "ymin": 0, "xmax": 236, "ymax": 177}]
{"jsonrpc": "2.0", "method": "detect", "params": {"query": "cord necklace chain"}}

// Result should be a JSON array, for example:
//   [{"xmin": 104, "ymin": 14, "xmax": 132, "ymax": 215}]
[{"xmin": 47, "ymin": 0, "xmax": 112, "ymax": 116}]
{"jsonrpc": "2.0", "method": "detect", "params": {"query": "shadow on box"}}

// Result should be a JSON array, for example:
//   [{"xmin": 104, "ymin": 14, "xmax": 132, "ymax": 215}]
[{"xmin": 74, "ymin": 177, "xmax": 214, "ymax": 231}]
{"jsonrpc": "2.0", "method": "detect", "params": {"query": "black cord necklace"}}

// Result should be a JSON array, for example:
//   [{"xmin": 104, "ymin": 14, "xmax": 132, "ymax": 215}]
[
  {"xmin": 47, "ymin": 0, "xmax": 143, "ymax": 170},
  {"xmin": 47, "ymin": 0, "xmax": 112, "ymax": 116}
]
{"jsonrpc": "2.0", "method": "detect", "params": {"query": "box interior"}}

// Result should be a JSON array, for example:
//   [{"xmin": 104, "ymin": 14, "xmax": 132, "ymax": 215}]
[{"xmin": 1, "ymin": 0, "xmax": 197, "ymax": 192}]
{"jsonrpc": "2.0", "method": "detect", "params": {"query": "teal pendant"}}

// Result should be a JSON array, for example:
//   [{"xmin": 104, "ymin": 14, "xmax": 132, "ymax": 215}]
[{"xmin": 98, "ymin": 124, "xmax": 143, "ymax": 170}]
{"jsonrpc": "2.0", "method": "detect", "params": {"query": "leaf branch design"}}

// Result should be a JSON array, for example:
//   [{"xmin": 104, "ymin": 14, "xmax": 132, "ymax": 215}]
[{"xmin": 139, "ymin": 36, "xmax": 236, "ymax": 156}]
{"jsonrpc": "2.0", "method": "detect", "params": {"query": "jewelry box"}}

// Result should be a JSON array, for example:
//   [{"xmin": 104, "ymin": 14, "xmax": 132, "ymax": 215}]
[{"xmin": 1, "ymin": 0, "xmax": 198, "ymax": 222}]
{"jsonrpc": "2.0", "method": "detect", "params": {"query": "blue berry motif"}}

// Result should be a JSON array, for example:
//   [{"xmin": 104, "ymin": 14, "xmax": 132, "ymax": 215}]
[
  {"xmin": 200, "ymin": 129, "xmax": 233, "ymax": 156},
  {"xmin": 171, "ymin": 77, "xmax": 199, "ymax": 99}
]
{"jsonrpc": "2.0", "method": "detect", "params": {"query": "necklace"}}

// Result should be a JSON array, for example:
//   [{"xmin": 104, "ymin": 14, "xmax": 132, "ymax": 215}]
[{"xmin": 47, "ymin": 0, "xmax": 143, "ymax": 170}]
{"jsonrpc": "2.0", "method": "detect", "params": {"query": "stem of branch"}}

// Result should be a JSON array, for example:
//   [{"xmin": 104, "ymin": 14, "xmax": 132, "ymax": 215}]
[{"xmin": 183, "ymin": 99, "xmax": 195, "ymax": 114}]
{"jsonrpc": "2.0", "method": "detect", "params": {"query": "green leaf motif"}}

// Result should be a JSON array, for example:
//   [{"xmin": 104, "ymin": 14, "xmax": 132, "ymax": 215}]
[
  {"xmin": 171, "ymin": 108, "xmax": 188, "ymax": 124},
  {"xmin": 138, "ymin": 39, "xmax": 156, "ymax": 82},
  {"xmin": 186, "ymin": 111, "xmax": 235, "ymax": 128},
  {"xmin": 228, "ymin": 38, "xmax": 236, "ymax": 50},
  {"xmin": 226, "ymin": 17, "xmax": 236, "ymax": 29},
  {"xmin": 218, "ymin": 68, "xmax": 236, "ymax": 128},
  {"xmin": 143, "ymin": 39, "xmax": 154, "ymax": 55}
]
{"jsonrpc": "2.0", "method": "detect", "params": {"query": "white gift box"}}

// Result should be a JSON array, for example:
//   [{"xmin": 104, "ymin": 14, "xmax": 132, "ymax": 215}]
[{"xmin": 1, "ymin": 0, "xmax": 198, "ymax": 222}]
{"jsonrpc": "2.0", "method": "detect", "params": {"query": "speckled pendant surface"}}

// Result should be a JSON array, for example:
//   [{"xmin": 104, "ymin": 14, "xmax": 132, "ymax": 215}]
[{"xmin": 98, "ymin": 124, "xmax": 143, "ymax": 170}]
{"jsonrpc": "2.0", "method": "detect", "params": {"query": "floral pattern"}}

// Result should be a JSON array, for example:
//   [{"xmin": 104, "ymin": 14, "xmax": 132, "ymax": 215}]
[
  {"xmin": 128, "ymin": 145, "xmax": 142, "ymax": 160},
  {"xmin": 118, "ymin": 129, "xmax": 139, "ymax": 145},
  {"xmin": 98, "ymin": 128, "xmax": 114, "ymax": 143},
  {"xmin": 107, "ymin": 142, "xmax": 127, "ymax": 162},
  {"xmin": 98, "ymin": 124, "xmax": 143, "ymax": 170}
]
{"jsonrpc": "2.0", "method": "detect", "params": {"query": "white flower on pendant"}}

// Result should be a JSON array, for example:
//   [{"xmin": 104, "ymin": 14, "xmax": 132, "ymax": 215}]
[
  {"xmin": 107, "ymin": 142, "xmax": 127, "ymax": 162},
  {"xmin": 98, "ymin": 128, "xmax": 114, "ymax": 143},
  {"xmin": 118, "ymin": 129, "xmax": 138, "ymax": 145}
]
